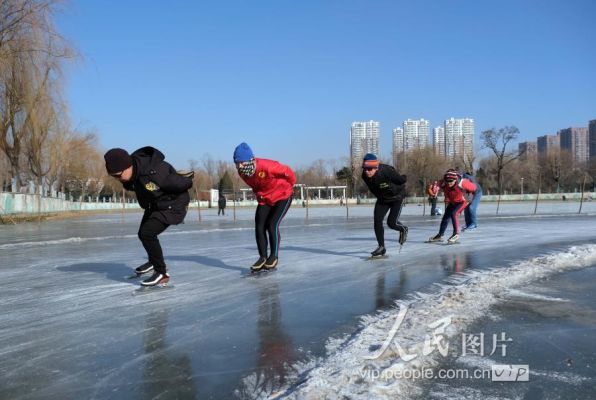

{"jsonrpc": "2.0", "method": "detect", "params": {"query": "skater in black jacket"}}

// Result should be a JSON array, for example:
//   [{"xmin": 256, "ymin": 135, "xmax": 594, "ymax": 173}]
[
  {"xmin": 361, "ymin": 153, "xmax": 408, "ymax": 257},
  {"xmin": 104, "ymin": 147, "xmax": 193, "ymax": 286}
]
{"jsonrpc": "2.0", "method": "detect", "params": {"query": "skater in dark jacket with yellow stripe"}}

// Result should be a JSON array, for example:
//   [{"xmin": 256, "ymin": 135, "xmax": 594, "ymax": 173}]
[
  {"xmin": 104, "ymin": 147, "xmax": 193, "ymax": 286},
  {"xmin": 361, "ymin": 153, "xmax": 408, "ymax": 257}
]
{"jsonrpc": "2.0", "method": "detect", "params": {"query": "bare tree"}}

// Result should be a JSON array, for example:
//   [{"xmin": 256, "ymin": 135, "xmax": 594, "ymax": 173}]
[
  {"xmin": 481, "ymin": 126, "xmax": 522, "ymax": 195},
  {"xmin": 0, "ymin": 0, "xmax": 73, "ymax": 189}
]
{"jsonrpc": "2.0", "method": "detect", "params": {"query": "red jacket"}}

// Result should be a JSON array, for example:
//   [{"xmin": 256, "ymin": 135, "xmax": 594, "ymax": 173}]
[
  {"xmin": 431, "ymin": 178, "xmax": 477, "ymax": 205},
  {"xmin": 240, "ymin": 158, "xmax": 296, "ymax": 206}
]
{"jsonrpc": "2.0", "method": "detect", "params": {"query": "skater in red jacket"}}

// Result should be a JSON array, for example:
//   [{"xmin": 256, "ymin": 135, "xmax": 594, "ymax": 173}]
[
  {"xmin": 234, "ymin": 143, "xmax": 296, "ymax": 272},
  {"xmin": 428, "ymin": 169, "xmax": 477, "ymax": 244}
]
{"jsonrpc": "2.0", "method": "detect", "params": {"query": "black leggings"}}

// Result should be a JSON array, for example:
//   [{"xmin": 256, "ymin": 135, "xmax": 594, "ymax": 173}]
[
  {"xmin": 255, "ymin": 197, "xmax": 292, "ymax": 258},
  {"xmin": 438, "ymin": 202, "xmax": 467, "ymax": 236},
  {"xmin": 138, "ymin": 215, "xmax": 170, "ymax": 274},
  {"xmin": 374, "ymin": 200, "xmax": 406, "ymax": 247}
]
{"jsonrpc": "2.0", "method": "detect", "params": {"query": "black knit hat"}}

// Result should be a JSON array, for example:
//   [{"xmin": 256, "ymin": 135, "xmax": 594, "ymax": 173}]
[{"xmin": 104, "ymin": 148, "xmax": 132, "ymax": 174}]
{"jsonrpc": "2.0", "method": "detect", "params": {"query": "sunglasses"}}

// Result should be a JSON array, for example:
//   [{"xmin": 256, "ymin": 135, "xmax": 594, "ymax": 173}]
[
  {"xmin": 110, "ymin": 171, "xmax": 124, "ymax": 178},
  {"xmin": 363, "ymin": 167, "xmax": 377, "ymax": 172}
]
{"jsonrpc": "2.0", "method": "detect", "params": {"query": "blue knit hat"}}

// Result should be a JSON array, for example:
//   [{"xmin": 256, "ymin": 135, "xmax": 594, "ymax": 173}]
[
  {"xmin": 362, "ymin": 153, "xmax": 379, "ymax": 169},
  {"xmin": 233, "ymin": 142, "xmax": 254, "ymax": 163}
]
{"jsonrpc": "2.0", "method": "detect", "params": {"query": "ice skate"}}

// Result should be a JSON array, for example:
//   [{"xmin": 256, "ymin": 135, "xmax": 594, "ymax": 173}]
[
  {"xmin": 250, "ymin": 257, "xmax": 267, "ymax": 272},
  {"xmin": 367, "ymin": 246, "xmax": 387, "ymax": 260},
  {"xmin": 141, "ymin": 272, "xmax": 170, "ymax": 287},
  {"xmin": 264, "ymin": 255, "xmax": 278, "ymax": 270},
  {"xmin": 135, "ymin": 262, "xmax": 154, "ymax": 275},
  {"xmin": 399, "ymin": 226, "xmax": 408, "ymax": 247},
  {"xmin": 447, "ymin": 234, "xmax": 460, "ymax": 244},
  {"xmin": 427, "ymin": 234, "xmax": 443, "ymax": 243}
]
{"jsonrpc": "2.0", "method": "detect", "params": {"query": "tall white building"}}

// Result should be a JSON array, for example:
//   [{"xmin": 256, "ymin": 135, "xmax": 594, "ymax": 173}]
[
  {"xmin": 433, "ymin": 126, "xmax": 445, "ymax": 157},
  {"xmin": 393, "ymin": 118, "xmax": 429, "ymax": 151},
  {"xmin": 444, "ymin": 118, "xmax": 474, "ymax": 161},
  {"xmin": 350, "ymin": 120, "xmax": 380, "ymax": 167},
  {"xmin": 392, "ymin": 127, "xmax": 404, "ymax": 165},
  {"xmin": 403, "ymin": 119, "xmax": 430, "ymax": 151}
]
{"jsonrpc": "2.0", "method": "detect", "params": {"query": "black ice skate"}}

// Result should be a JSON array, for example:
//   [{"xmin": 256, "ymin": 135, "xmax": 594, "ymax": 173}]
[
  {"xmin": 399, "ymin": 226, "xmax": 408, "ymax": 246},
  {"xmin": 141, "ymin": 272, "xmax": 170, "ymax": 287},
  {"xmin": 427, "ymin": 234, "xmax": 443, "ymax": 243},
  {"xmin": 371, "ymin": 246, "xmax": 386, "ymax": 257},
  {"xmin": 447, "ymin": 234, "xmax": 460, "ymax": 244},
  {"xmin": 264, "ymin": 255, "xmax": 278, "ymax": 270},
  {"xmin": 135, "ymin": 262, "xmax": 154, "ymax": 275},
  {"xmin": 251, "ymin": 257, "xmax": 267, "ymax": 272}
]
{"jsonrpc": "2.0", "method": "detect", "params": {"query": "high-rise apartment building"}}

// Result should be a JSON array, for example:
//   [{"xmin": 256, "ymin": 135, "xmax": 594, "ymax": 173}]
[
  {"xmin": 559, "ymin": 127, "xmax": 589, "ymax": 165},
  {"xmin": 433, "ymin": 126, "xmax": 445, "ymax": 157},
  {"xmin": 537, "ymin": 133, "xmax": 560, "ymax": 156},
  {"xmin": 518, "ymin": 141, "xmax": 538, "ymax": 161},
  {"xmin": 350, "ymin": 120, "xmax": 380, "ymax": 167},
  {"xmin": 391, "ymin": 119, "xmax": 429, "ymax": 165},
  {"xmin": 444, "ymin": 118, "xmax": 474, "ymax": 161},
  {"xmin": 589, "ymin": 120, "xmax": 596, "ymax": 162},
  {"xmin": 392, "ymin": 127, "xmax": 404, "ymax": 166},
  {"xmin": 402, "ymin": 119, "xmax": 430, "ymax": 151}
]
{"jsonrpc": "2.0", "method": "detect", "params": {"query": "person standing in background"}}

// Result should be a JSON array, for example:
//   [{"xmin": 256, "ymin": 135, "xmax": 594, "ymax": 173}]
[
  {"xmin": 462, "ymin": 171, "xmax": 482, "ymax": 231},
  {"xmin": 218, "ymin": 195, "xmax": 226, "ymax": 216}
]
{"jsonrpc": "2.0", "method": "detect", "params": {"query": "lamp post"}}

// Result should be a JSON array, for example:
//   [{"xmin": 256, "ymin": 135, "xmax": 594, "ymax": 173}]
[{"xmin": 521, "ymin": 177, "xmax": 524, "ymax": 195}]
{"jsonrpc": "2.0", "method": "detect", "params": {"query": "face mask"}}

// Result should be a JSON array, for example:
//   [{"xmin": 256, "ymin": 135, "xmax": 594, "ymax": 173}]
[{"xmin": 238, "ymin": 159, "xmax": 256, "ymax": 177}]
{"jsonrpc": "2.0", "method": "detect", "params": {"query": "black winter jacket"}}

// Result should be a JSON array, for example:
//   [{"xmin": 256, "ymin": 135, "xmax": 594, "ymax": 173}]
[
  {"xmin": 123, "ymin": 146, "xmax": 192, "ymax": 225},
  {"xmin": 361, "ymin": 164, "xmax": 407, "ymax": 203}
]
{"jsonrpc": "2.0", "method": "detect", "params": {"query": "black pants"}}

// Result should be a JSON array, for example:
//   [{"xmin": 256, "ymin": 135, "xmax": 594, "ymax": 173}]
[
  {"xmin": 374, "ymin": 200, "xmax": 406, "ymax": 247},
  {"xmin": 218, "ymin": 207, "xmax": 225, "ymax": 215},
  {"xmin": 429, "ymin": 196, "xmax": 437, "ymax": 215},
  {"xmin": 255, "ymin": 197, "xmax": 292, "ymax": 258},
  {"xmin": 138, "ymin": 215, "xmax": 170, "ymax": 274},
  {"xmin": 438, "ymin": 202, "xmax": 466, "ymax": 236}
]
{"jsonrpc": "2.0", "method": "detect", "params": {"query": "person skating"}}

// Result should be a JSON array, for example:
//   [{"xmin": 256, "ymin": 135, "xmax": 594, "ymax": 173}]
[
  {"xmin": 428, "ymin": 169, "xmax": 477, "ymax": 244},
  {"xmin": 233, "ymin": 143, "xmax": 296, "ymax": 272},
  {"xmin": 360, "ymin": 153, "xmax": 408, "ymax": 257},
  {"xmin": 104, "ymin": 147, "xmax": 193, "ymax": 286},
  {"xmin": 462, "ymin": 171, "xmax": 482, "ymax": 231}
]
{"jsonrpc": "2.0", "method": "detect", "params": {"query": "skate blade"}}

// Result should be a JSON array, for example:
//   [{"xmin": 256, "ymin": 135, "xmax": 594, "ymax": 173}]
[
  {"xmin": 133, "ymin": 283, "xmax": 174, "ymax": 294},
  {"xmin": 244, "ymin": 268, "xmax": 276, "ymax": 277},
  {"xmin": 366, "ymin": 255, "xmax": 388, "ymax": 261}
]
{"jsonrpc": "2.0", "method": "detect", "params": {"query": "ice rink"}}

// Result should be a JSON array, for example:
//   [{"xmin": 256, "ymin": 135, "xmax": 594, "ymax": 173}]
[{"xmin": 1, "ymin": 201, "xmax": 595, "ymax": 399}]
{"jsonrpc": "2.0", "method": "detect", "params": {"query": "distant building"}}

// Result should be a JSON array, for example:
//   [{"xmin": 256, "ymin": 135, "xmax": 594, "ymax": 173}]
[
  {"xmin": 391, "ymin": 119, "xmax": 429, "ymax": 165},
  {"xmin": 589, "ymin": 119, "xmax": 596, "ymax": 162},
  {"xmin": 402, "ymin": 119, "xmax": 430, "ymax": 151},
  {"xmin": 392, "ymin": 127, "xmax": 404, "ymax": 166},
  {"xmin": 444, "ymin": 118, "xmax": 474, "ymax": 161},
  {"xmin": 518, "ymin": 141, "xmax": 538, "ymax": 161},
  {"xmin": 433, "ymin": 126, "xmax": 445, "ymax": 157},
  {"xmin": 537, "ymin": 133, "xmax": 560, "ymax": 156},
  {"xmin": 350, "ymin": 120, "xmax": 380, "ymax": 168},
  {"xmin": 559, "ymin": 127, "xmax": 589, "ymax": 165}
]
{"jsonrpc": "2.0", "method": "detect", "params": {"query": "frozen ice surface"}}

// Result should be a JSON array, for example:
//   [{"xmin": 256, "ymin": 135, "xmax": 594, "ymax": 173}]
[{"xmin": 1, "ymin": 202, "xmax": 595, "ymax": 399}]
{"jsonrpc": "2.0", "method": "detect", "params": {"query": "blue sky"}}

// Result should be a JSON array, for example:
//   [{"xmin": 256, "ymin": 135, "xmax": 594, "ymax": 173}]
[{"xmin": 57, "ymin": 0, "xmax": 596, "ymax": 169}]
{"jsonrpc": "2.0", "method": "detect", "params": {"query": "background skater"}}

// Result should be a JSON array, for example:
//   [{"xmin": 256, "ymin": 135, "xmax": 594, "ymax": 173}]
[
  {"xmin": 428, "ymin": 169, "xmax": 477, "ymax": 244},
  {"xmin": 361, "ymin": 153, "xmax": 408, "ymax": 257}
]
